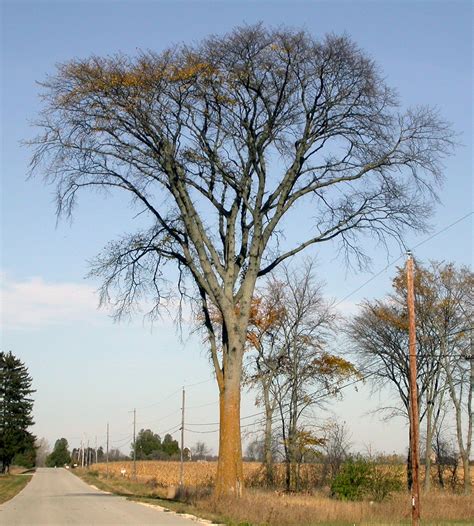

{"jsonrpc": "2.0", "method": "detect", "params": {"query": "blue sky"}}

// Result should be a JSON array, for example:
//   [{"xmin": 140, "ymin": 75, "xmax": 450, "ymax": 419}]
[{"xmin": 1, "ymin": 0, "xmax": 472, "ymax": 456}]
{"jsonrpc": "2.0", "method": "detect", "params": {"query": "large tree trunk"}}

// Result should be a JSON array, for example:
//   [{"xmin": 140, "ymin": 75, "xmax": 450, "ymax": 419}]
[{"xmin": 215, "ymin": 348, "xmax": 244, "ymax": 497}]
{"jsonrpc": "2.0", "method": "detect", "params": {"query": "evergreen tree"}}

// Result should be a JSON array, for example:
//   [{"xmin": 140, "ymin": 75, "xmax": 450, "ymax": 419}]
[
  {"xmin": 132, "ymin": 428, "xmax": 162, "ymax": 460},
  {"xmin": 0, "ymin": 351, "xmax": 36, "ymax": 473},
  {"xmin": 46, "ymin": 438, "xmax": 71, "ymax": 467},
  {"xmin": 161, "ymin": 433, "xmax": 180, "ymax": 458}
]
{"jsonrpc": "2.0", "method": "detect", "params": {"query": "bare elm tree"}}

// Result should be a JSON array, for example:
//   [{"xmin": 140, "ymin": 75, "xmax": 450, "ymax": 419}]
[{"xmin": 30, "ymin": 24, "xmax": 454, "ymax": 495}]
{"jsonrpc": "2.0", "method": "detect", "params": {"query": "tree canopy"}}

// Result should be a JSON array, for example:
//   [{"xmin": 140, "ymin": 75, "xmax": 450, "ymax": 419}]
[
  {"xmin": 132, "ymin": 429, "xmax": 180, "ymax": 460},
  {"xmin": 46, "ymin": 438, "xmax": 71, "ymax": 467},
  {"xmin": 31, "ymin": 24, "xmax": 454, "ymax": 494}
]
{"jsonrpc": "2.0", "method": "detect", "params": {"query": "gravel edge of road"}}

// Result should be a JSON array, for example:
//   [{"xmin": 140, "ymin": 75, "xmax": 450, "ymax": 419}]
[
  {"xmin": 80, "ymin": 478, "xmax": 224, "ymax": 525},
  {"xmin": 134, "ymin": 501, "xmax": 224, "ymax": 525}
]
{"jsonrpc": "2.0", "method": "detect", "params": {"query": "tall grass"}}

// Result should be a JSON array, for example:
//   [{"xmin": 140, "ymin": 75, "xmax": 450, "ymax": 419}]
[{"xmin": 197, "ymin": 489, "xmax": 473, "ymax": 525}]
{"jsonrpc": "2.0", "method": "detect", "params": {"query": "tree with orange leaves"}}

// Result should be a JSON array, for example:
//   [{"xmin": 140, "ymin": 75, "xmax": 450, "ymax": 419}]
[
  {"xmin": 245, "ymin": 283, "xmax": 286, "ymax": 486},
  {"xmin": 245, "ymin": 261, "xmax": 356, "ymax": 491}
]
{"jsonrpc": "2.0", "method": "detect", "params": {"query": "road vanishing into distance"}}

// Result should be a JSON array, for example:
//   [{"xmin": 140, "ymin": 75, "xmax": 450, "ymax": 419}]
[{"xmin": 0, "ymin": 468, "xmax": 202, "ymax": 525}]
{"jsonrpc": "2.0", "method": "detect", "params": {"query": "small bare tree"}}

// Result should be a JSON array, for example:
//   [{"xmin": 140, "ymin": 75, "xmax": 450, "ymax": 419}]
[
  {"xmin": 321, "ymin": 420, "xmax": 352, "ymax": 486},
  {"xmin": 30, "ymin": 24, "xmax": 454, "ymax": 494},
  {"xmin": 433, "ymin": 422, "xmax": 459, "ymax": 491},
  {"xmin": 191, "ymin": 441, "xmax": 211, "ymax": 461},
  {"xmin": 258, "ymin": 263, "xmax": 355, "ymax": 491},
  {"xmin": 34, "ymin": 437, "xmax": 51, "ymax": 468},
  {"xmin": 433, "ymin": 264, "xmax": 473, "ymax": 494}
]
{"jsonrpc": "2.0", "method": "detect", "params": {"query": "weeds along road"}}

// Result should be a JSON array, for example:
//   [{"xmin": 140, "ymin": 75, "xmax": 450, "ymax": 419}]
[{"xmin": 0, "ymin": 468, "xmax": 200, "ymax": 525}]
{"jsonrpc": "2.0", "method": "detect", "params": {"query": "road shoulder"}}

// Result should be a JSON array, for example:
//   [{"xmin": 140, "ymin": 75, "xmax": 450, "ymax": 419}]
[{"xmin": 73, "ymin": 469, "xmax": 224, "ymax": 525}]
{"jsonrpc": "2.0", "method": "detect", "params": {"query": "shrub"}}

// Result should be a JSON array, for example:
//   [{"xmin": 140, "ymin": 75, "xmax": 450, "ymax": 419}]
[
  {"xmin": 330, "ymin": 457, "xmax": 372, "ymax": 500},
  {"xmin": 12, "ymin": 450, "xmax": 36, "ymax": 469},
  {"xmin": 146, "ymin": 477, "xmax": 159, "ymax": 489},
  {"xmin": 330, "ymin": 456, "xmax": 402, "ymax": 502},
  {"xmin": 370, "ymin": 464, "xmax": 403, "ymax": 501}
]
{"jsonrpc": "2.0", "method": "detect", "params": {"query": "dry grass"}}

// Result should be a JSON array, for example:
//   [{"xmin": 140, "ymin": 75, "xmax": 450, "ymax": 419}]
[
  {"xmin": 84, "ymin": 462, "xmax": 473, "ymax": 524},
  {"xmin": 197, "ymin": 489, "xmax": 474, "ymax": 525},
  {"xmin": 0, "ymin": 474, "xmax": 32, "ymax": 504}
]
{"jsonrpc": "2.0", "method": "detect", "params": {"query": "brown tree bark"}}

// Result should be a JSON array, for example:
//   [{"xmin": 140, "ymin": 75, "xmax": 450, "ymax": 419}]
[{"xmin": 215, "ymin": 344, "xmax": 244, "ymax": 497}]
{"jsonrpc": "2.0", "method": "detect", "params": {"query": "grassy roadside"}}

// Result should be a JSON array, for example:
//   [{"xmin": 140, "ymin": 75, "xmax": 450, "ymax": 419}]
[
  {"xmin": 74, "ymin": 469, "xmax": 474, "ymax": 526},
  {"xmin": 0, "ymin": 471, "xmax": 33, "ymax": 505},
  {"xmin": 74, "ymin": 469, "xmax": 226, "ymax": 524}
]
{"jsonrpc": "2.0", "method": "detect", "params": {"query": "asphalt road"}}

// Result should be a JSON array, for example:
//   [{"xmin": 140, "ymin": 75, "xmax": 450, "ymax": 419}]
[{"xmin": 0, "ymin": 468, "xmax": 202, "ymax": 525}]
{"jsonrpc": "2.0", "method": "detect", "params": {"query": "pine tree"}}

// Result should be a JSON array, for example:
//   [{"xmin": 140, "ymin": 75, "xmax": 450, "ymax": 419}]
[
  {"xmin": 0, "ymin": 351, "xmax": 36, "ymax": 473},
  {"xmin": 46, "ymin": 438, "xmax": 71, "ymax": 467}
]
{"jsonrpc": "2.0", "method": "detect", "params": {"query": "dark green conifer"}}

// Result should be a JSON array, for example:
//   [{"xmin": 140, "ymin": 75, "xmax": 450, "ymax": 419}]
[{"xmin": 0, "ymin": 351, "xmax": 36, "ymax": 473}]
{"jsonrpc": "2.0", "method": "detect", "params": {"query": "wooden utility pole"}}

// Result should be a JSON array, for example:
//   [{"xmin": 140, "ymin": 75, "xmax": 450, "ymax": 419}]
[
  {"xmin": 179, "ymin": 387, "xmax": 185, "ymax": 488},
  {"xmin": 106, "ymin": 422, "xmax": 109, "ymax": 479},
  {"xmin": 407, "ymin": 252, "xmax": 421, "ymax": 525},
  {"xmin": 132, "ymin": 408, "xmax": 137, "ymax": 480}
]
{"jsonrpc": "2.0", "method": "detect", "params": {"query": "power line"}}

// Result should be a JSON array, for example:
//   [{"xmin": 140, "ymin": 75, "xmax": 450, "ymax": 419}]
[
  {"xmin": 134, "ymin": 376, "xmax": 213, "ymax": 411},
  {"xmin": 110, "ymin": 434, "xmax": 133, "ymax": 446},
  {"xmin": 160, "ymin": 424, "xmax": 182, "ymax": 436},
  {"xmin": 334, "ymin": 211, "xmax": 473, "ymax": 309},
  {"xmin": 185, "ymin": 365, "xmax": 379, "ymax": 431},
  {"xmin": 136, "ymin": 387, "xmax": 182, "ymax": 410},
  {"xmin": 412, "ymin": 211, "xmax": 473, "ymax": 250},
  {"xmin": 186, "ymin": 421, "xmax": 220, "ymax": 427},
  {"xmin": 185, "ymin": 376, "xmax": 215, "ymax": 388},
  {"xmin": 185, "ymin": 428, "xmax": 219, "ymax": 434},
  {"xmin": 187, "ymin": 400, "xmax": 218, "ymax": 409},
  {"xmin": 136, "ymin": 408, "xmax": 182, "ymax": 427},
  {"xmin": 69, "ymin": 348, "xmax": 463, "ymax": 448}
]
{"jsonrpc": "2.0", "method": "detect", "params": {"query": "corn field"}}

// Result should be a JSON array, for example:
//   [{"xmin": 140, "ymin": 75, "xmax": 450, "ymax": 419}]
[
  {"xmin": 90, "ymin": 461, "xmax": 471, "ymax": 493},
  {"xmin": 90, "ymin": 461, "xmax": 403, "ymax": 489},
  {"xmin": 93, "ymin": 461, "xmax": 262, "ymax": 487}
]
